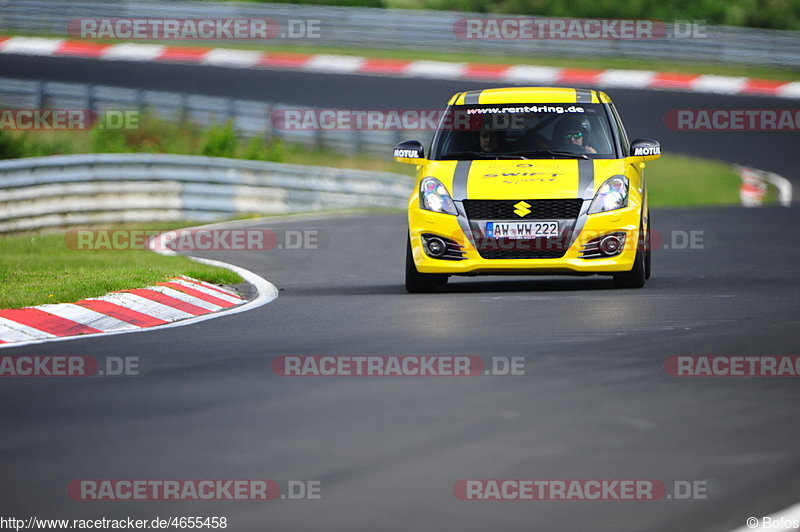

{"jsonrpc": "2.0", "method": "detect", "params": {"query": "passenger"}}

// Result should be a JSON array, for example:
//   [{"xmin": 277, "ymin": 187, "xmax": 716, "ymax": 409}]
[{"xmin": 479, "ymin": 128, "xmax": 503, "ymax": 153}]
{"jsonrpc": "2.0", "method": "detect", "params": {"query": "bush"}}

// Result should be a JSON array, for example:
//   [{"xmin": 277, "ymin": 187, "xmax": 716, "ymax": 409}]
[
  {"xmin": 0, "ymin": 130, "xmax": 74, "ymax": 160},
  {"xmin": 5, "ymin": 111, "xmax": 291, "ymax": 163},
  {"xmin": 242, "ymin": 135, "xmax": 285, "ymax": 162},
  {"xmin": 90, "ymin": 111, "xmax": 195, "ymax": 154},
  {"xmin": 0, "ymin": 130, "xmax": 26, "ymax": 160},
  {"xmin": 200, "ymin": 121, "xmax": 239, "ymax": 158}
]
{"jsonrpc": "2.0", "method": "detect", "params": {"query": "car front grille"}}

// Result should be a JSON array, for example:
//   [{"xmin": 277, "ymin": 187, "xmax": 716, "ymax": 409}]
[
  {"xmin": 472, "ymin": 236, "xmax": 569, "ymax": 259},
  {"xmin": 463, "ymin": 198, "xmax": 581, "ymax": 259},
  {"xmin": 462, "ymin": 199, "xmax": 584, "ymax": 220}
]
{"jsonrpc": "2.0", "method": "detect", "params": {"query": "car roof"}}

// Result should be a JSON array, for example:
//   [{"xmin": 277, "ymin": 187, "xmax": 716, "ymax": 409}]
[{"xmin": 448, "ymin": 87, "xmax": 611, "ymax": 105}]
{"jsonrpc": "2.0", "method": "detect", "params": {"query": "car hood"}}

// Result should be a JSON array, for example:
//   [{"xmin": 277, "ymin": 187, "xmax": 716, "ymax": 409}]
[{"xmin": 424, "ymin": 158, "xmax": 629, "ymax": 200}]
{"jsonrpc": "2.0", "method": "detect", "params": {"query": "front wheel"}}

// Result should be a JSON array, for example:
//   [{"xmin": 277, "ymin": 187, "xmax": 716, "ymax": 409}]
[
  {"xmin": 405, "ymin": 236, "xmax": 448, "ymax": 293},
  {"xmin": 613, "ymin": 225, "xmax": 646, "ymax": 289}
]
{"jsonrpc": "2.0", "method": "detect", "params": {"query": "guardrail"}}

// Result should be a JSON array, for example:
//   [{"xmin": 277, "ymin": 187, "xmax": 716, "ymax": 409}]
[
  {"xmin": 0, "ymin": 153, "xmax": 413, "ymax": 233},
  {"xmin": 0, "ymin": 76, "xmax": 421, "ymax": 155},
  {"xmin": 1, "ymin": 0, "xmax": 799, "ymax": 68}
]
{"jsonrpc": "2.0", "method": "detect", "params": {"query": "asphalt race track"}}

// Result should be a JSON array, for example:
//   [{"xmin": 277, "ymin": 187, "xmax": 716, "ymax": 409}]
[{"xmin": 0, "ymin": 54, "xmax": 799, "ymax": 531}]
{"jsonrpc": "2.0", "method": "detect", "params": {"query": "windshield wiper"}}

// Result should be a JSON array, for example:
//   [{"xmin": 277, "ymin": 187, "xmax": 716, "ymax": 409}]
[
  {"xmin": 439, "ymin": 151, "xmax": 527, "ymax": 160},
  {"xmin": 504, "ymin": 150, "xmax": 590, "ymax": 160}
]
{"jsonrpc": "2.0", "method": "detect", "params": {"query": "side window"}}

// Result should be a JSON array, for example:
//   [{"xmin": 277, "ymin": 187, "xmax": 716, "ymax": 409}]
[
  {"xmin": 587, "ymin": 116, "xmax": 613, "ymax": 154},
  {"xmin": 609, "ymin": 104, "xmax": 630, "ymax": 155}
]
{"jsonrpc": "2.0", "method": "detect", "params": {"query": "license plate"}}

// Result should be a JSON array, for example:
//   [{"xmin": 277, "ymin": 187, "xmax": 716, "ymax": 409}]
[{"xmin": 486, "ymin": 221, "xmax": 560, "ymax": 239}]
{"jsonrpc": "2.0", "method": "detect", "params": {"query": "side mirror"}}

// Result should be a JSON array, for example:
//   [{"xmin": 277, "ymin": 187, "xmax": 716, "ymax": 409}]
[
  {"xmin": 393, "ymin": 140, "xmax": 425, "ymax": 164},
  {"xmin": 629, "ymin": 138, "xmax": 662, "ymax": 161}
]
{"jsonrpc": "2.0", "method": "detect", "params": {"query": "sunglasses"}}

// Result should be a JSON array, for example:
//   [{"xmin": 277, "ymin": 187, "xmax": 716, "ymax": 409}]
[{"xmin": 563, "ymin": 132, "xmax": 583, "ymax": 139}]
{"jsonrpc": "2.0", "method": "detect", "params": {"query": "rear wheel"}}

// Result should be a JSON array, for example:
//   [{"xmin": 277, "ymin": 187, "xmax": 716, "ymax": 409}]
[
  {"xmin": 613, "ymin": 224, "xmax": 646, "ymax": 289},
  {"xmin": 405, "ymin": 236, "xmax": 448, "ymax": 293}
]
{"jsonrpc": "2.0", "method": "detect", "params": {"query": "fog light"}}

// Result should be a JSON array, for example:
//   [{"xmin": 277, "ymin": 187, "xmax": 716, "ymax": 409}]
[
  {"xmin": 425, "ymin": 237, "xmax": 446, "ymax": 258},
  {"xmin": 580, "ymin": 232, "xmax": 626, "ymax": 259},
  {"xmin": 420, "ymin": 233, "xmax": 466, "ymax": 261},
  {"xmin": 599, "ymin": 235, "xmax": 622, "ymax": 256}
]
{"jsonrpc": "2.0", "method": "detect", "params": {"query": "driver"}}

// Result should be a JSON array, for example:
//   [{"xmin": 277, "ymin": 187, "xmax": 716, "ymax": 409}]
[{"xmin": 553, "ymin": 117, "xmax": 597, "ymax": 154}]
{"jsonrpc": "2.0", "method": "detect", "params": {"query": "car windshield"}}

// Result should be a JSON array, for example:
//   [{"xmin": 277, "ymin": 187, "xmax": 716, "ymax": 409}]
[{"xmin": 429, "ymin": 103, "xmax": 618, "ymax": 160}]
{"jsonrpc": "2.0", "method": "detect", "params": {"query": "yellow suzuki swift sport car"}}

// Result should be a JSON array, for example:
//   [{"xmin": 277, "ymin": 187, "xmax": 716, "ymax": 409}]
[{"xmin": 394, "ymin": 87, "xmax": 661, "ymax": 293}]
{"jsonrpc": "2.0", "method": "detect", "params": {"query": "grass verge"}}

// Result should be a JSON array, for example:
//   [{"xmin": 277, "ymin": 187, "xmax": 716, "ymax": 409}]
[
  {"xmin": 0, "ymin": 222, "xmax": 243, "ymax": 309},
  {"xmin": 646, "ymin": 154, "xmax": 741, "ymax": 207}
]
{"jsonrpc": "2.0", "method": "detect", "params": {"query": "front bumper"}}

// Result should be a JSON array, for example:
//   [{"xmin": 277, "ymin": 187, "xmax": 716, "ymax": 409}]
[{"xmin": 409, "ymin": 203, "xmax": 641, "ymax": 275}]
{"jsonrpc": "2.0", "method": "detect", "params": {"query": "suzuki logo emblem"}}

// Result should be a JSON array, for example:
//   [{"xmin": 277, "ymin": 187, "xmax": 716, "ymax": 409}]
[{"xmin": 514, "ymin": 201, "xmax": 531, "ymax": 217}]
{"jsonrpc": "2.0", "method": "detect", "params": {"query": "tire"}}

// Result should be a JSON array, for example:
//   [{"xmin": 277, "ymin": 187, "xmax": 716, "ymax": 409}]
[
  {"xmin": 405, "ymin": 236, "xmax": 448, "ymax": 293},
  {"xmin": 613, "ymin": 224, "xmax": 646, "ymax": 289}
]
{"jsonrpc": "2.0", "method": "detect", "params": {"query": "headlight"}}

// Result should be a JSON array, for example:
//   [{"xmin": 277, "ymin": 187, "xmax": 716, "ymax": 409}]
[
  {"xmin": 420, "ymin": 177, "xmax": 457, "ymax": 215},
  {"xmin": 588, "ymin": 176, "xmax": 629, "ymax": 214}
]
